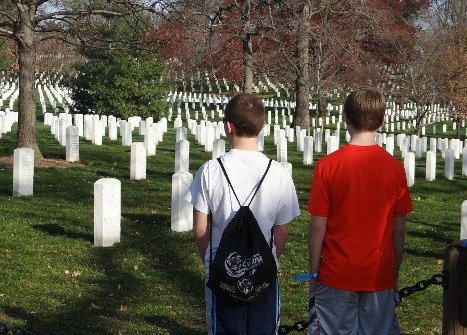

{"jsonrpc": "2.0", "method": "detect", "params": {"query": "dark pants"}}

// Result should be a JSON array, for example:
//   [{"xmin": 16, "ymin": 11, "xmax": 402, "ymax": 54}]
[{"xmin": 210, "ymin": 279, "xmax": 279, "ymax": 335}]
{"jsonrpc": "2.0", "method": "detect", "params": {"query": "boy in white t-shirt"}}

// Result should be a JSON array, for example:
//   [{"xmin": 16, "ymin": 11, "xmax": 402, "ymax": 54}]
[{"xmin": 185, "ymin": 93, "xmax": 300, "ymax": 335}]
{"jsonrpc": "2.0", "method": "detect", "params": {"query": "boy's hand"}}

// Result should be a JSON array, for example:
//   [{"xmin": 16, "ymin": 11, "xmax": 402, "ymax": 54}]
[{"xmin": 309, "ymin": 279, "xmax": 318, "ymax": 293}]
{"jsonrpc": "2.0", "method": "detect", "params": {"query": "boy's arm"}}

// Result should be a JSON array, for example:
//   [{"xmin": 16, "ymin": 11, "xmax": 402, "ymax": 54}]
[
  {"xmin": 393, "ymin": 216, "xmax": 406, "ymax": 290},
  {"xmin": 273, "ymin": 224, "xmax": 288, "ymax": 259},
  {"xmin": 194, "ymin": 209, "xmax": 209, "ymax": 261},
  {"xmin": 308, "ymin": 215, "xmax": 327, "ymax": 290}
]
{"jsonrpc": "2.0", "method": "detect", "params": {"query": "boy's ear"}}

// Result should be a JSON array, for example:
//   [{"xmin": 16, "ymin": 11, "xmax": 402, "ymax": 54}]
[{"xmin": 224, "ymin": 120, "xmax": 235, "ymax": 135}]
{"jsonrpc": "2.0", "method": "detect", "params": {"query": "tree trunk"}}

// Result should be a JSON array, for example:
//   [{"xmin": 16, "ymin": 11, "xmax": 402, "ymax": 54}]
[
  {"xmin": 292, "ymin": 0, "xmax": 311, "ymax": 131},
  {"xmin": 241, "ymin": 0, "xmax": 254, "ymax": 93},
  {"xmin": 415, "ymin": 104, "xmax": 424, "ymax": 136},
  {"xmin": 242, "ymin": 35, "xmax": 254, "ymax": 93},
  {"xmin": 317, "ymin": 90, "xmax": 327, "ymax": 117},
  {"xmin": 16, "ymin": 5, "xmax": 42, "ymax": 158}
]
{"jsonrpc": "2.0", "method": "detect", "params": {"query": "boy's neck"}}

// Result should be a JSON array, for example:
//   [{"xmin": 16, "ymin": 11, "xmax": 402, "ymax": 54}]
[
  {"xmin": 230, "ymin": 136, "xmax": 258, "ymax": 151},
  {"xmin": 348, "ymin": 131, "xmax": 377, "ymax": 146}
]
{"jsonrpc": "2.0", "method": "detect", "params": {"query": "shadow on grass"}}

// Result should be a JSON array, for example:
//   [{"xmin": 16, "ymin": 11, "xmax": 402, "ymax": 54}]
[
  {"xmin": 404, "ymin": 247, "xmax": 444, "ymax": 259},
  {"xmin": 145, "ymin": 315, "xmax": 204, "ymax": 335},
  {"xmin": 2, "ymin": 201, "xmax": 204, "ymax": 334},
  {"xmin": 31, "ymin": 223, "xmax": 93, "ymax": 243}
]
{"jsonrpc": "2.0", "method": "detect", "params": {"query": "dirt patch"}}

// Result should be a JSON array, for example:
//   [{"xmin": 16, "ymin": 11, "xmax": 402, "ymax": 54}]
[{"xmin": 0, "ymin": 156, "xmax": 86, "ymax": 169}]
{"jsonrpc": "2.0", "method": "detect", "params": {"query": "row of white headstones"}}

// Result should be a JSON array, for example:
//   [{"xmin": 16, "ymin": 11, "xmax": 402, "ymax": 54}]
[{"xmin": 3, "ymin": 106, "xmax": 466, "ymax": 247}]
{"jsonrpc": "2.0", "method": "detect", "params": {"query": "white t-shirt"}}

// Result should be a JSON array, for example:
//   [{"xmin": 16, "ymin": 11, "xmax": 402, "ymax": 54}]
[{"xmin": 185, "ymin": 149, "xmax": 300, "ymax": 264}]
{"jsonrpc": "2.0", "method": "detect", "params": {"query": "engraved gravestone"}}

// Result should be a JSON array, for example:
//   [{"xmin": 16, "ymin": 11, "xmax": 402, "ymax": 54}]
[
  {"xmin": 13, "ymin": 148, "xmax": 34, "ymax": 196},
  {"xmin": 66, "ymin": 126, "xmax": 79, "ymax": 162}
]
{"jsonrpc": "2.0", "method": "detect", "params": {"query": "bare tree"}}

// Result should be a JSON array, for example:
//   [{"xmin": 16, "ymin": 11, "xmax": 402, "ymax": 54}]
[{"xmin": 0, "ymin": 0, "xmax": 164, "ymax": 158}]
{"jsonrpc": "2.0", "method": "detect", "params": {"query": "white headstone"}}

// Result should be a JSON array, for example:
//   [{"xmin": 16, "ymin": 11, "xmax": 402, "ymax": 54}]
[
  {"xmin": 213, "ymin": 139, "xmax": 225, "ymax": 159},
  {"xmin": 92, "ymin": 121, "xmax": 102, "ymax": 146},
  {"xmin": 175, "ymin": 139, "xmax": 190, "ymax": 173},
  {"xmin": 278, "ymin": 135, "xmax": 287, "ymax": 163},
  {"xmin": 461, "ymin": 200, "xmax": 467, "ymax": 240},
  {"xmin": 74, "ymin": 114, "xmax": 84, "ymax": 137},
  {"xmin": 144, "ymin": 125, "xmax": 157, "ymax": 156},
  {"xmin": 297, "ymin": 129, "xmax": 306, "ymax": 152},
  {"xmin": 121, "ymin": 121, "xmax": 132, "ymax": 146},
  {"xmin": 257, "ymin": 130, "xmax": 264, "ymax": 152},
  {"xmin": 386, "ymin": 136, "xmax": 395, "ymax": 156},
  {"xmin": 59, "ymin": 119, "xmax": 68, "ymax": 146},
  {"xmin": 450, "ymin": 139, "xmax": 460, "ymax": 159},
  {"xmin": 108, "ymin": 121, "xmax": 118, "ymax": 141},
  {"xmin": 171, "ymin": 172, "xmax": 193, "ymax": 232},
  {"xmin": 205, "ymin": 126, "xmax": 215, "ymax": 152},
  {"xmin": 66, "ymin": 126, "xmax": 79, "ymax": 162},
  {"xmin": 430, "ymin": 138, "xmax": 437, "ymax": 152},
  {"xmin": 303, "ymin": 136, "xmax": 314, "ymax": 165},
  {"xmin": 404, "ymin": 152, "xmax": 415, "ymax": 187},
  {"xmin": 130, "ymin": 142, "xmax": 147, "ymax": 180},
  {"xmin": 327, "ymin": 135, "xmax": 339, "ymax": 154},
  {"xmin": 139, "ymin": 120, "xmax": 146, "ymax": 135},
  {"xmin": 84, "ymin": 119, "xmax": 92, "ymax": 141},
  {"xmin": 13, "ymin": 148, "xmax": 34, "ymax": 196},
  {"xmin": 444, "ymin": 148, "xmax": 454, "ymax": 180},
  {"xmin": 94, "ymin": 178, "xmax": 121, "ymax": 247},
  {"xmin": 315, "ymin": 130, "xmax": 322, "ymax": 152},
  {"xmin": 462, "ymin": 147, "xmax": 467, "ymax": 177},
  {"xmin": 426, "ymin": 150, "xmax": 436, "ymax": 181},
  {"xmin": 176, "ymin": 127, "xmax": 188, "ymax": 143}
]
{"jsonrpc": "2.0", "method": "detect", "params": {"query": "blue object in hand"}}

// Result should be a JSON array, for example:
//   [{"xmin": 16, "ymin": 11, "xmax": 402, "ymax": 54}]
[{"xmin": 293, "ymin": 273, "xmax": 318, "ymax": 281}]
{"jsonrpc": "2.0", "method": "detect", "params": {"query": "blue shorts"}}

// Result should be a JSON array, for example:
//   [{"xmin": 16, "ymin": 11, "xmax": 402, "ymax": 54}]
[
  {"xmin": 206, "ymin": 279, "xmax": 280, "ymax": 335},
  {"xmin": 308, "ymin": 283, "xmax": 401, "ymax": 335}
]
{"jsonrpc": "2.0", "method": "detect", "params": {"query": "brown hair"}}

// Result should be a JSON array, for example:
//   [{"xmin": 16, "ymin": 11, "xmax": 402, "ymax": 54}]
[
  {"xmin": 224, "ymin": 93, "xmax": 265, "ymax": 137},
  {"xmin": 344, "ymin": 89, "xmax": 385, "ymax": 132}
]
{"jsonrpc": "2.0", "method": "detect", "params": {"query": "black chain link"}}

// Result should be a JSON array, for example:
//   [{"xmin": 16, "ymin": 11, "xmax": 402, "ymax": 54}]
[
  {"xmin": 278, "ymin": 321, "xmax": 309, "ymax": 335},
  {"xmin": 278, "ymin": 273, "xmax": 445, "ymax": 334},
  {"xmin": 396, "ymin": 273, "xmax": 444, "ymax": 305}
]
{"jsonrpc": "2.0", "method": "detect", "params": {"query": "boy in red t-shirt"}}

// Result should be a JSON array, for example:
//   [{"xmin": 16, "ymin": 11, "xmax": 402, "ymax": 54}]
[{"xmin": 307, "ymin": 89, "xmax": 412, "ymax": 334}]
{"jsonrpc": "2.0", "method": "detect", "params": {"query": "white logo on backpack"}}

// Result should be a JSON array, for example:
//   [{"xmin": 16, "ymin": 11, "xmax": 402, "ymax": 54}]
[{"xmin": 224, "ymin": 252, "xmax": 264, "ymax": 278}]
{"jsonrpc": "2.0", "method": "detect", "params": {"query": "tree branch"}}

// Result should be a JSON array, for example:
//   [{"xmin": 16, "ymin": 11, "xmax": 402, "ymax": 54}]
[
  {"xmin": 0, "ymin": 27, "xmax": 14, "ymax": 38},
  {"xmin": 35, "ymin": 9, "xmax": 129, "ymax": 24},
  {"xmin": 0, "ymin": 10, "xmax": 17, "ymax": 23}
]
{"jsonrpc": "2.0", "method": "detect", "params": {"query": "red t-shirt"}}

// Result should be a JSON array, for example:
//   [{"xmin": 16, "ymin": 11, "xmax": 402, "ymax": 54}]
[{"xmin": 308, "ymin": 144, "xmax": 412, "ymax": 291}]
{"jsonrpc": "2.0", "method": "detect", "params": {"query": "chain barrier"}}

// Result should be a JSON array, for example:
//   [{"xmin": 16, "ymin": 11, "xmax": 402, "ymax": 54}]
[
  {"xmin": 278, "ymin": 321, "xmax": 309, "ymax": 334},
  {"xmin": 278, "ymin": 272, "xmax": 445, "ymax": 335},
  {"xmin": 396, "ymin": 273, "xmax": 444, "ymax": 305},
  {"xmin": 0, "ymin": 274, "xmax": 445, "ymax": 335}
]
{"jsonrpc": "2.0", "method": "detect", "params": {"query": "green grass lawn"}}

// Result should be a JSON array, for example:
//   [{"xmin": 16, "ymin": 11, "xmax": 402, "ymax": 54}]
[{"xmin": 0, "ymin": 118, "xmax": 466, "ymax": 335}]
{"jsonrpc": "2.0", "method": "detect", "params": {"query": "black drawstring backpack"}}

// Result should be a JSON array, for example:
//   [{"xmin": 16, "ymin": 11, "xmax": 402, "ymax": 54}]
[{"xmin": 206, "ymin": 158, "xmax": 277, "ymax": 304}]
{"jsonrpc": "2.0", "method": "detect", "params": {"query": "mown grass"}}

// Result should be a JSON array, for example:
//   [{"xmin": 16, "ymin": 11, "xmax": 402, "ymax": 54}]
[{"xmin": 0, "ymin": 114, "xmax": 465, "ymax": 335}]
